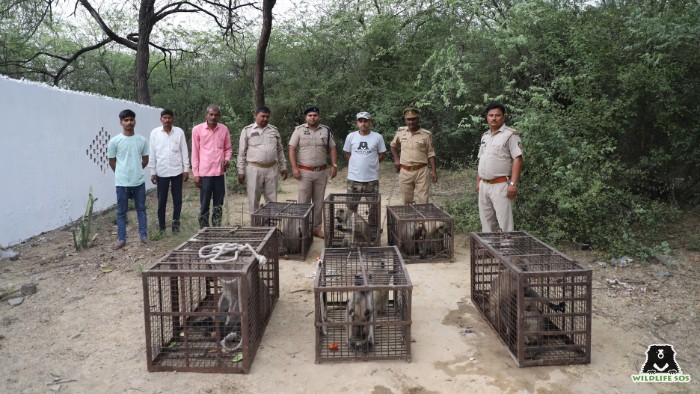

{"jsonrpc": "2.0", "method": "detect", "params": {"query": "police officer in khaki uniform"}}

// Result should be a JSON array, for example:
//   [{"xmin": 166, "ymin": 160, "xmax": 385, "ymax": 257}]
[
  {"xmin": 475, "ymin": 102, "xmax": 523, "ymax": 232},
  {"xmin": 390, "ymin": 107, "xmax": 437, "ymax": 204},
  {"xmin": 237, "ymin": 106, "xmax": 288, "ymax": 220},
  {"xmin": 289, "ymin": 106, "xmax": 338, "ymax": 238}
]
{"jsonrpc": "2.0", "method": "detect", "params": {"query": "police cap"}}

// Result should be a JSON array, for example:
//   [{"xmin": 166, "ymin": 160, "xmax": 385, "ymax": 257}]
[
  {"xmin": 304, "ymin": 106, "xmax": 320, "ymax": 115},
  {"xmin": 403, "ymin": 107, "xmax": 420, "ymax": 119}
]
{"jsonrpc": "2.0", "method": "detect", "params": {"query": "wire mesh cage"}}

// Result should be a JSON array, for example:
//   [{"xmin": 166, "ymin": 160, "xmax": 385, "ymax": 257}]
[
  {"xmin": 470, "ymin": 232, "xmax": 592, "ymax": 367},
  {"xmin": 314, "ymin": 246, "xmax": 412, "ymax": 363},
  {"xmin": 324, "ymin": 193, "xmax": 382, "ymax": 248},
  {"xmin": 386, "ymin": 203, "xmax": 455, "ymax": 261},
  {"xmin": 142, "ymin": 226, "xmax": 279, "ymax": 373},
  {"xmin": 251, "ymin": 201, "xmax": 314, "ymax": 260}
]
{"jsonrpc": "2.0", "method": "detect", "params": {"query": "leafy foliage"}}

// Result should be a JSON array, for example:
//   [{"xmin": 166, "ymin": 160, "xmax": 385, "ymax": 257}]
[{"xmin": 2, "ymin": 0, "xmax": 699, "ymax": 257}]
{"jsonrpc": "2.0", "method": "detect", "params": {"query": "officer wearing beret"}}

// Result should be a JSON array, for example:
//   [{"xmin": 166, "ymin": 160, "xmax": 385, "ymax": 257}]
[
  {"xmin": 390, "ymin": 107, "xmax": 437, "ymax": 204},
  {"xmin": 289, "ymin": 106, "xmax": 338, "ymax": 238},
  {"xmin": 475, "ymin": 102, "xmax": 523, "ymax": 232},
  {"xmin": 237, "ymin": 106, "xmax": 288, "ymax": 221}
]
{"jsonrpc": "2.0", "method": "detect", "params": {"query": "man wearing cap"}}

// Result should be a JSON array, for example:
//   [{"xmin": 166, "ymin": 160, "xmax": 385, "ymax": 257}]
[
  {"xmin": 237, "ymin": 106, "xmax": 288, "ymax": 220},
  {"xmin": 475, "ymin": 102, "xmax": 523, "ymax": 232},
  {"xmin": 390, "ymin": 107, "xmax": 438, "ymax": 204},
  {"xmin": 344, "ymin": 111, "xmax": 387, "ymax": 223},
  {"xmin": 289, "ymin": 106, "xmax": 338, "ymax": 238}
]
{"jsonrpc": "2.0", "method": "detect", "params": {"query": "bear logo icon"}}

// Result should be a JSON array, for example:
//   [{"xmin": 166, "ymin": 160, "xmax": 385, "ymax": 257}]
[{"xmin": 640, "ymin": 344, "xmax": 682, "ymax": 374}]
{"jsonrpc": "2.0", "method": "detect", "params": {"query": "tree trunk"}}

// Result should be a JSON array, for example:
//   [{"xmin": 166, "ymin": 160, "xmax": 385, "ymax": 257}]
[
  {"xmin": 254, "ymin": 0, "xmax": 276, "ymax": 108},
  {"xmin": 135, "ymin": 0, "xmax": 155, "ymax": 105}
]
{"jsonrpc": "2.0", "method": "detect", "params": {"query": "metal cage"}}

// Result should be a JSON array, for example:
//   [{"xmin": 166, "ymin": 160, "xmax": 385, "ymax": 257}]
[
  {"xmin": 470, "ymin": 231, "xmax": 592, "ymax": 367},
  {"xmin": 251, "ymin": 201, "xmax": 314, "ymax": 260},
  {"xmin": 142, "ymin": 227, "xmax": 279, "ymax": 373},
  {"xmin": 386, "ymin": 203, "xmax": 455, "ymax": 261},
  {"xmin": 314, "ymin": 246, "xmax": 412, "ymax": 363},
  {"xmin": 323, "ymin": 193, "xmax": 382, "ymax": 248}
]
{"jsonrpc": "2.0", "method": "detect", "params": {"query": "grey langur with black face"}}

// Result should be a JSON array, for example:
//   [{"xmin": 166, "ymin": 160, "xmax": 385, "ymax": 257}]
[
  {"xmin": 335, "ymin": 209, "xmax": 351, "ymax": 246},
  {"xmin": 488, "ymin": 270, "xmax": 546, "ymax": 347},
  {"xmin": 413, "ymin": 222, "xmax": 427, "ymax": 258},
  {"xmin": 430, "ymin": 223, "xmax": 447, "ymax": 256},
  {"xmin": 346, "ymin": 273, "xmax": 375, "ymax": 354},
  {"xmin": 367, "ymin": 258, "xmax": 390, "ymax": 316}
]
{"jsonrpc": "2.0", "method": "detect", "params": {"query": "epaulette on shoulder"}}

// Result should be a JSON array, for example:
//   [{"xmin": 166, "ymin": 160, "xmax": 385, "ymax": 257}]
[
  {"xmin": 421, "ymin": 128, "xmax": 432, "ymax": 135},
  {"xmin": 505, "ymin": 126, "xmax": 519, "ymax": 135},
  {"xmin": 268, "ymin": 124, "xmax": 278, "ymax": 130},
  {"xmin": 243, "ymin": 123, "xmax": 255, "ymax": 130},
  {"xmin": 398, "ymin": 126, "xmax": 409, "ymax": 131}
]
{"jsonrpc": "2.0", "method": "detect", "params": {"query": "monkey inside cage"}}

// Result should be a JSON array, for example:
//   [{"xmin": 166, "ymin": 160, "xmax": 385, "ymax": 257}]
[
  {"xmin": 314, "ymin": 246, "xmax": 413, "ymax": 363},
  {"xmin": 251, "ymin": 201, "xmax": 314, "ymax": 260},
  {"xmin": 324, "ymin": 193, "xmax": 382, "ymax": 248},
  {"xmin": 470, "ymin": 231, "xmax": 592, "ymax": 367},
  {"xmin": 142, "ymin": 227, "xmax": 279, "ymax": 373},
  {"xmin": 386, "ymin": 203, "xmax": 455, "ymax": 261}
]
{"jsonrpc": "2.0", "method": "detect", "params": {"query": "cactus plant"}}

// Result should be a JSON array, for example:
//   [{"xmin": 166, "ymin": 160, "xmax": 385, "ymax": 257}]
[{"xmin": 72, "ymin": 186, "xmax": 98, "ymax": 251}]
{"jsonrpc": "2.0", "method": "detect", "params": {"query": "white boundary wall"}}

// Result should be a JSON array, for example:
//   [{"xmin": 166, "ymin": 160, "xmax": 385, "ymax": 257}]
[{"xmin": 0, "ymin": 76, "xmax": 160, "ymax": 246}]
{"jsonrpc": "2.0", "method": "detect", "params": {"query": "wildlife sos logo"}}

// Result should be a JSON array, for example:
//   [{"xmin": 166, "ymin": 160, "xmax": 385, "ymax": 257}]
[
  {"xmin": 353, "ymin": 140, "xmax": 373, "ymax": 156},
  {"xmin": 631, "ymin": 344, "xmax": 691, "ymax": 383}
]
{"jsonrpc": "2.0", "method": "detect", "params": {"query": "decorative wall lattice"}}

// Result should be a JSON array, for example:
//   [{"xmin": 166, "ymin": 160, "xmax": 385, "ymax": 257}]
[{"xmin": 86, "ymin": 127, "xmax": 111, "ymax": 173}]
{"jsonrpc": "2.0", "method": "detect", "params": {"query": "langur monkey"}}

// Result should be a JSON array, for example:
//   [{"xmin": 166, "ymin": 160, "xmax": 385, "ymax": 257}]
[
  {"xmin": 488, "ymin": 270, "xmax": 546, "ymax": 346},
  {"xmin": 335, "ymin": 209, "xmax": 352, "ymax": 247},
  {"xmin": 280, "ymin": 219, "xmax": 303, "ymax": 255},
  {"xmin": 346, "ymin": 273, "xmax": 375, "ymax": 354},
  {"xmin": 218, "ymin": 277, "xmax": 243, "ymax": 352},
  {"xmin": 430, "ymin": 223, "xmax": 447, "ymax": 257},
  {"xmin": 336, "ymin": 208, "xmax": 368, "ymax": 246},
  {"xmin": 413, "ymin": 222, "xmax": 427, "ymax": 259},
  {"xmin": 367, "ymin": 258, "xmax": 390, "ymax": 316}
]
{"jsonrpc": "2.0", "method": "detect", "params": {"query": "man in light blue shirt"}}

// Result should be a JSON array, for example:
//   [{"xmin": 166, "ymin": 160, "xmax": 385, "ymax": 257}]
[{"xmin": 108, "ymin": 109, "xmax": 149, "ymax": 250}]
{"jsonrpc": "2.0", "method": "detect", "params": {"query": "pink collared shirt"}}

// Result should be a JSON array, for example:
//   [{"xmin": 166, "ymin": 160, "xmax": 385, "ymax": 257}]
[{"xmin": 191, "ymin": 121, "xmax": 232, "ymax": 177}]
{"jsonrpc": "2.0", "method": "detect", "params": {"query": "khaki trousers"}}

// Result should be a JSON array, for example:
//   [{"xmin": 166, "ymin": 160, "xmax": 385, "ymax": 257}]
[
  {"xmin": 246, "ymin": 165, "xmax": 278, "ymax": 218},
  {"xmin": 399, "ymin": 165, "xmax": 430, "ymax": 204},
  {"xmin": 298, "ymin": 169, "xmax": 328, "ymax": 229},
  {"xmin": 478, "ymin": 181, "xmax": 514, "ymax": 232}
]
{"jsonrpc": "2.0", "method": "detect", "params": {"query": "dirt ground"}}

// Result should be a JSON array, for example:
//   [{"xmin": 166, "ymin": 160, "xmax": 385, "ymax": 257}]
[{"xmin": 1, "ymin": 164, "xmax": 698, "ymax": 394}]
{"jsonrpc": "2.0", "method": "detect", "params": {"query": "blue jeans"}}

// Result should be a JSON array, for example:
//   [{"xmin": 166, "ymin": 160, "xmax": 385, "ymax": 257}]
[{"xmin": 116, "ymin": 183, "xmax": 147, "ymax": 242}]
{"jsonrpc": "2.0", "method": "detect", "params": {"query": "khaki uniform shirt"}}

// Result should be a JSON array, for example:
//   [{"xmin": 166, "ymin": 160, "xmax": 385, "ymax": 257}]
[
  {"xmin": 289, "ymin": 124, "xmax": 336, "ymax": 167},
  {"xmin": 477, "ymin": 125, "xmax": 523, "ymax": 180},
  {"xmin": 237, "ymin": 123, "xmax": 287, "ymax": 174},
  {"xmin": 390, "ymin": 127, "xmax": 436, "ymax": 165}
]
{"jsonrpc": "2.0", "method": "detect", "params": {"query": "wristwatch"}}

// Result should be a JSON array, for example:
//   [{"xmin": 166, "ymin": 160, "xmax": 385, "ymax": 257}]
[
  {"xmin": 332, "ymin": 163, "xmax": 338, "ymax": 168},
  {"xmin": 508, "ymin": 181, "xmax": 516, "ymax": 186}
]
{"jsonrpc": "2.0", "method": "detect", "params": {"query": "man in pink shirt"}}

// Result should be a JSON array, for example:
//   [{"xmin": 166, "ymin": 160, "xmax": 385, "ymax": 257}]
[{"xmin": 192, "ymin": 104, "xmax": 232, "ymax": 228}]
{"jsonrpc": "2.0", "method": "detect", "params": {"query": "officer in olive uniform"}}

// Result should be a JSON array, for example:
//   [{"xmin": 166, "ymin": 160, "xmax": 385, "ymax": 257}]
[
  {"xmin": 475, "ymin": 102, "xmax": 523, "ymax": 232},
  {"xmin": 237, "ymin": 106, "xmax": 288, "ymax": 220},
  {"xmin": 289, "ymin": 106, "xmax": 338, "ymax": 238},
  {"xmin": 390, "ymin": 108, "xmax": 437, "ymax": 204}
]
